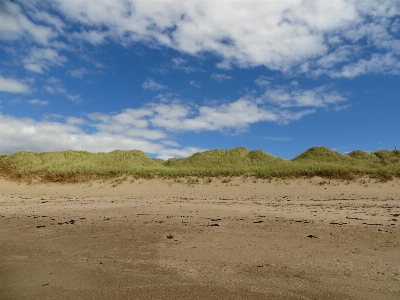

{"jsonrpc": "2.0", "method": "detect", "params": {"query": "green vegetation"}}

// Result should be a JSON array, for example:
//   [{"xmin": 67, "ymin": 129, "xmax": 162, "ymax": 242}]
[
  {"xmin": 222, "ymin": 178, "xmax": 232, "ymax": 184},
  {"xmin": 186, "ymin": 177, "xmax": 199, "ymax": 185},
  {"xmin": 0, "ymin": 146, "xmax": 399, "ymax": 183},
  {"xmin": 110, "ymin": 176, "xmax": 128, "ymax": 187},
  {"xmin": 317, "ymin": 180, "xmax": 330, "ymax": 186}
]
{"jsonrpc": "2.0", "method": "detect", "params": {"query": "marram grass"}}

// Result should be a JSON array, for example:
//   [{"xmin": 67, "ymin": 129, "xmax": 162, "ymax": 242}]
[{"xmin": 0, "ymin": 147, "xmax": 399, "ymax": 183}]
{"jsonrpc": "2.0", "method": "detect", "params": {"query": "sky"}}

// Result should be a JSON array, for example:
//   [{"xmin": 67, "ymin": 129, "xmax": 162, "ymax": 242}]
[{"xmin": 0, "ymin": 0, "xmax": 399, "ymax": 160}]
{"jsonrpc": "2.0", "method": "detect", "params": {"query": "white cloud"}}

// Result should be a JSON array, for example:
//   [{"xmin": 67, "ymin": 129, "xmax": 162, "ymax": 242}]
[
  {"xmin": 28, "ymin": 99, "xmax": 49, "ymax": 106},
  {"xmin": 2, "ymin": 0, "xmax": 400, "ymax": 77},
  {"xmin": 43, "ymin": 77, "xmax": 83, "ymax": 103},
  {"xmin": 171, "ymin": 57, "xmax": 202, "ymax": 73},
  {"xmin": 263, "ymin": 136, "xmax": 291, "ymax": 141},
  {"xmin": 0, "ymin": 0, "xmax": 57, "ymax": 45},
  {"xmin": 391, "ymin": 18, "xmax": 400, "ymax": 34},
  {"xmin": 137, "ymin": 86, "xmax": 331, "ymax": 131},
  {"xmin": 45, "ymin": 77, "xmax": 66, "ymax": 94},
  {"xmin": 88, "ymin": 108, "xmax": 164, "ymax": 139},
  {"xmin": 262, "ymin": 85, "xmax": 347, "ymax": 108},
  {"xmin": 142, "ymin": 78, "xmax": 167, "ymax": 90},
  {"xmin": 69, "ymin": 68, "xmax": 87, "ymax": 78},
  {"xmin": 190, "ymin": 99, "xmax": 277, "ymax": 130},
  {"xmin": 172, "ymin": 57, "xmax": 186, "ymax": 66},
  {"xmin": 2, "ymin": 0, "xmax": 400, "ymax": 79},
  {"xmin": 189, "ymin": 80, "xmax": 201, "ymax": 88},
  {"xmin": 0, "ymin": 75, "xmax": 31, "ymax": 93},
  {"xmin": 0, "ymin": 113, "xmax": 83, "ymax": 153},
  {"xmin": 161, "ymin": 140, "xmax": 180, "ymax": 147},
  {"xmin": 71, "ymin": 30, "xmax": 107, "ymax": 45},
  {"xmin": 149, "ymin": 102, "xmax": 191, "ymax": 129},
  {"xmin": 156, "ymin": 146, "xmax": 207, "ymax": 160},
  {"xmin": 316, "ymin": 46, "xmax": 355, "ymax": 70},
  {"xmin": 0, "ymin": 112, "xmax": 202, "ymax": 159},
  {"xmin": 6, "ymin": 97, "xmax": 21, "ymax": 105},
  {"xmin": 282, "ymin": 0, "xmax": 358, "ymax": 31},
  {"xmin": 0, "ymin": 80, "xmax": 345, "ymax": 157},
  {"xmin": 39, "ymin": 1, "xmax": 336, "ymax": 70},
  {"xmin": 66, "ymin": 116, "xmax": 86, "ymax": 125},
  {"xmin": 153, "ymin": 92, "xmax": 181, "ymax": 102},
  {"xmin": 23, "ymin": 47, "xmax": 67, "ymax": 73},
  {"xmin": 211, "ymin": 73, "xmax": 233, "ymax": 81},
  {"xmin": 215, "ymin": 60, "xmax": 233, "ymax": 70},
  {"xmin": 66, "ymin": 94, "xmax": 82, "ymax": 103},
  {"xmin": 255, "ymin": 76, "xmax": 272, "ymax": 88},
  {"xmin": 330, "ymin": 53, "xmax": 400, "ymax": 78}
]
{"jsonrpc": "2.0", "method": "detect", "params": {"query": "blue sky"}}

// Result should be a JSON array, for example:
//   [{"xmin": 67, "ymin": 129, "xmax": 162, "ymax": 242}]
[{"xmin": 0, "ymin": 0, "xmax": 399, "ymax": 159}]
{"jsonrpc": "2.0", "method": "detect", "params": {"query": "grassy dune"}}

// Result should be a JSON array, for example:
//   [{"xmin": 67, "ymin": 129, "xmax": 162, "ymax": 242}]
[{"xmin": 0, "ymin": 147, "xmax": 399, "ymax": 182}]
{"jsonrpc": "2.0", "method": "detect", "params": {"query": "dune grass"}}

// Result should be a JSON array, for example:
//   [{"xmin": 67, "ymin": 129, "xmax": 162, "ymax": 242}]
[{"xmin": 0, "ymin": 147, "xmax": 399, "ymax": 183}]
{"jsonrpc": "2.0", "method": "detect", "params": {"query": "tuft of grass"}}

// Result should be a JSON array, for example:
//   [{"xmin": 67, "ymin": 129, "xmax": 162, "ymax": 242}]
[
  {"xmin": 186, "ymin": 177, "xmax": 199, "ymax": 185},
  {"xmin": 317, "ymin": 180, "xmax": 330, "ymax": 186},
  {"xmin": 110, "ymin": 176, "xmax": 128, "ymax": 187},
  {"xmin": 203, "ymin": 177, "xmax": 212, "ymax": 184}
]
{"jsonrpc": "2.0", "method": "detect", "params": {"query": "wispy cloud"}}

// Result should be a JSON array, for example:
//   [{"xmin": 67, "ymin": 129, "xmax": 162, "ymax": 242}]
[
  {"xmin": 66, "ymin": 116, "xmax": 86, "ymax": 125},
  {"xmin": 23, "ymin": 47, "xmax": 67, "ymax": 73},
  {"xmin": 0, "ymin": 75, "xmax": 31, "ymax": 93},
  {"xmin": 211, "ymin": 73, "xmax": 233, "ymax": 81},
  {"xmin": 142, "ymin": 78, "xmax": 167, "ymax": 90},
  {"xmin": 263, "ymin": 136, "xmax": 291, "ymax": 141},
  {"xmin": 261, "ymin": 85, "xmax": 347, "ymax": 109},
  {"xmin": 66, "ymin": 94, "xmax": 82, "ymax": 103},
  {"xmin": 330, "ymin": 53, "xmax": 400, "ymax": 78},
  {"xmin": 189, "ymin": 80, "xmax": 201, "ymax": 88},
  {"xmin": 43, "ymin": 77, "xmax": 81, "ymax": 103},
  {"xmin": 171, "ymin": 57, "xmax": 202, "ymax": 73},
  {"xmin": 255, "ymin": 76, "xmax": 272, "ymax": 88},
  {"xmin": 2, "ymin": 1, "xmax": 400, "ymax": 78},
  {"xmin": 0, "ymin": 0, "xmax": 57, "ymax": 45},
  {"xmin": 0, "ymin": 80, "xmax": 343, "ymax": 157},
  {"xmin": 69, "ymin": 67, "xmax": 87, "ymax": 78},
  {"xmin": 44, "ymin": 77, "xmax": 66, "ymax": 94},
  {"xmin": 28, "ymin": 98, "xmax": 49, "ymax": 106}
]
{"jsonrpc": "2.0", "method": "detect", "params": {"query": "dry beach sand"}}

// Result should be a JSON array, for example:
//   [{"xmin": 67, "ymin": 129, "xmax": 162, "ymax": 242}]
[{"xmin": 1, "ymin": 176, "xmax": 400, "ymax": 299}]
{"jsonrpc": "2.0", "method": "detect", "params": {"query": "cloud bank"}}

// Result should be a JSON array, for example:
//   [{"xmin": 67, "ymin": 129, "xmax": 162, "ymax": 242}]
[
  {"xmin": 0, "ymin": 81, "xmax": 346, "ymax": 157},
  {"xmin": 1, "ymin": 0, "xmax": 398, "ymax": 76}
]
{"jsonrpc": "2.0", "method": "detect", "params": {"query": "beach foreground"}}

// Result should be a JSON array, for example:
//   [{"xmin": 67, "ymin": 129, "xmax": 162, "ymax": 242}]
[{"xmin": 1, "ymin": 177, "xmax": 399, "ymax": 299}]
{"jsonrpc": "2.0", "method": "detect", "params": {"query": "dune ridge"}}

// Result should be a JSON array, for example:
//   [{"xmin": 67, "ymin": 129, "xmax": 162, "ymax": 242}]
[{"xmin": 1, "ymin": 146, "xmax": 399, "ymax": 182}]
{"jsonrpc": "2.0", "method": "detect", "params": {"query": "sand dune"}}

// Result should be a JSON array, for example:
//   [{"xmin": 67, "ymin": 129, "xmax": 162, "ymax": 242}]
[{"xmin": 1, "ymin": 177, "xmax": 399, "ymax": 299}]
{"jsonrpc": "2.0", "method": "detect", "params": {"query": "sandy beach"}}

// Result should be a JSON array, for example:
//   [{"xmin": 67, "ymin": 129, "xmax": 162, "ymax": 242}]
[{"xmin": 1, "ymin": 176, "xmax": 399, "ymax": 299}]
